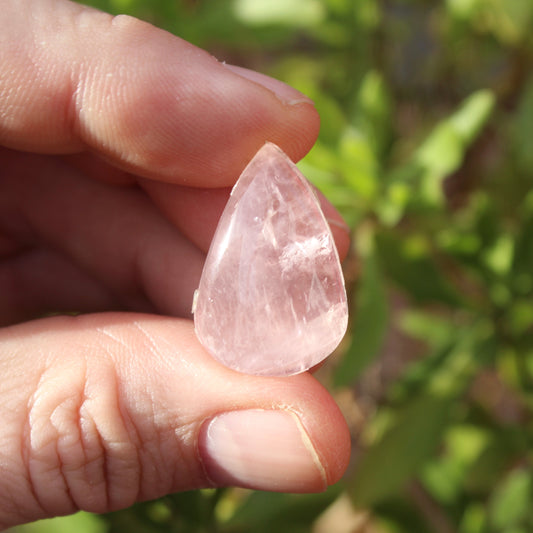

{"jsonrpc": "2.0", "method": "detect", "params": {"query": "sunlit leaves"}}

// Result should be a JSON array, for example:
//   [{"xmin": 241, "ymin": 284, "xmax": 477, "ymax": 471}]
[
  {"xmin": 489, "ymin": 469, "xmax": 533, "ymax": 531},
  {"xmin": 14, "ymin": 512, "xmax": 103, "ymax": 533},
  {"xmin": 334, "ymin": 250, "xmax": 389, "ymax": 385},
  {"xmin": 233, "ymin": 0, "xmax": 325, "ymax": 28},
  {"xmin": 414, "ymin": 89, "xmax": 495, "ymax": 207},
  {"xmin": 349, "ymin": 394, "xmax": 451, "ymax": 508}
]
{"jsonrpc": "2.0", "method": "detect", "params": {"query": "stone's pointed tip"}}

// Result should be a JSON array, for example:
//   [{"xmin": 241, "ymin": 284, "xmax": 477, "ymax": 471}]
[
  {"xmin": 231, "ymin": 142, "xmax": 283, "ymax": 196},
  {"xmin": 194, "ymin": 143, "xmax": 348, "ymax": 377},
  {"xmin": 262, "ymin": 141, "xmax": 280, "ymax": 150},
  {"xmin": 258, "ymin": 141, "xmax": 294, "ymax": 162},
  {"xmin": 251, "ymin": 142, "xmax": 280, "ymax": 162},
  {"xmin": 263, "ymin": 141, "xmax": 279, "ymax": 149}
]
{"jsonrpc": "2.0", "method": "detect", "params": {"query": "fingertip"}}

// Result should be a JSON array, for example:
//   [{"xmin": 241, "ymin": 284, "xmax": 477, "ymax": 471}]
[
  {"xmin": 198, "ymin": 408, "xmax": 329, "ymax": 493},
  {"xmin": 291, "ymin": 373, "xmax": 352, "ymax": 486},
  {"xmin": 220, "ymin": 63, "xmax": 321, "ymax": 166},
  {"xmin": 223, "ymin": 64, "xmax": 316, "ymax": 107}
]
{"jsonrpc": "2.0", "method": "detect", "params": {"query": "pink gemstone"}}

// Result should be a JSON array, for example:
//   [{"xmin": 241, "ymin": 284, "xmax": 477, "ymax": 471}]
[{"xmin": 193, "ymin": 142, "xmax": 348, "ymax": 376}]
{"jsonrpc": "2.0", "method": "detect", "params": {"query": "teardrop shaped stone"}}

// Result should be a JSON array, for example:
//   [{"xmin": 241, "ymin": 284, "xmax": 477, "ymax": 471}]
[{"xmin": 193, "ymin": 142, "xmax": 348, "ymax": 376}]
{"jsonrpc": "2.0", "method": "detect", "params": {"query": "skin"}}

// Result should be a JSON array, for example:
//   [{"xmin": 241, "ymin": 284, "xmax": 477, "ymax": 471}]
[{"xmin": 0, "ymin": 0, "xmax": 351, "ymax": 529}]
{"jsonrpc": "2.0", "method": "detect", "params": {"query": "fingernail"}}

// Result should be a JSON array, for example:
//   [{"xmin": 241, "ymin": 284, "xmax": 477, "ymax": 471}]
[
  {"xmin": 199, "ymin": 409, "xmax": 327, "ymax": 492},
  {"xmin": 223, "ymin": 64, "xmax": 315, "ymax": 106}
]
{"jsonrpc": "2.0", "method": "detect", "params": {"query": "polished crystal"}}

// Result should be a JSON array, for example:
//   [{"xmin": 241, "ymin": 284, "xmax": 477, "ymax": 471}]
[{"xmin": 193, "ymin": 143, "xmax": 348, "ymax": 376}]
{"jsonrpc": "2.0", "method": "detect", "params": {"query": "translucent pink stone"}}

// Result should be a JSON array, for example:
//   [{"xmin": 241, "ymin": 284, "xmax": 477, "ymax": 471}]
[{"xmin": 193, "ymin": 142, "xmax": 348, "ymax": 376}]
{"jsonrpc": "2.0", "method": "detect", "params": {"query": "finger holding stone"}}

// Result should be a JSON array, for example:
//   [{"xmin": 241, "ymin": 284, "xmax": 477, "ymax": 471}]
[
  {"xmin": 0, "ymin": 314, "xmax": 350, "ymax": 529},
  {"xmin": 1, "ymin": 0, "xmax": 319, "ymax": 187}
]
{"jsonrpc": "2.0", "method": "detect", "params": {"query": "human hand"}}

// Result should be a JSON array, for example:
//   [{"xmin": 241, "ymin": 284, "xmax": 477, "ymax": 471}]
[{"xmin": 0, "ymin": 0, "xmax": 351, "ymax": 528}]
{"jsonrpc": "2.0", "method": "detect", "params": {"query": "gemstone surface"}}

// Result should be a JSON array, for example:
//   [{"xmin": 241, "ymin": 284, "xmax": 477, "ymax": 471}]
[{"xmin": 193, "ymin": 142, "xmax": 348, "ymax": 376}]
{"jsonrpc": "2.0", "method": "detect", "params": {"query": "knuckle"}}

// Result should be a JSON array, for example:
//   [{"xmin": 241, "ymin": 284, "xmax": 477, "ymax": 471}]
[{"xmin": 22, "ymin": 351, "xmax": 140, "ymax": 515}]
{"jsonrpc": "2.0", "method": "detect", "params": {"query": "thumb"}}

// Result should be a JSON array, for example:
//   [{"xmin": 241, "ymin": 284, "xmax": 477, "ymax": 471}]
[
  {"xmin": 1, "ymin": 0, "xmax": 320, "ymax": 186},
  {"xmin": 0, "ymin": 314, "xmax": 350, "ymax": 529}
]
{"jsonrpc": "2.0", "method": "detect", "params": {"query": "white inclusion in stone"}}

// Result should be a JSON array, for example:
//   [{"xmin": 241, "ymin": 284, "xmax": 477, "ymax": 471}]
[{"xmin": 193, "ymin": 142, "xmax": 349, "ymax": 376}]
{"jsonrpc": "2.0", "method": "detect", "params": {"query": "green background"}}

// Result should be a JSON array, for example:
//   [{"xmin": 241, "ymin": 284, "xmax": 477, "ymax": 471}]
[{"xmin": 11, "ymin": 0, "xmax": 533, "ymax": 531}]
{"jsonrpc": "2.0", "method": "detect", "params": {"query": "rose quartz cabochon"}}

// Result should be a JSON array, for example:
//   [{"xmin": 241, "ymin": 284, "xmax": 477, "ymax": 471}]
[{"xmin": 193, "ymin": 142, "xmax": 348, "ymax": 376}]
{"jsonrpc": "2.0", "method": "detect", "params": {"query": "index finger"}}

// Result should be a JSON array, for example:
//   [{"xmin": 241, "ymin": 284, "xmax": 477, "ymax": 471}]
[{"xmin": 1, "ymin": 0, "xmax": 320, "ymax": 187}]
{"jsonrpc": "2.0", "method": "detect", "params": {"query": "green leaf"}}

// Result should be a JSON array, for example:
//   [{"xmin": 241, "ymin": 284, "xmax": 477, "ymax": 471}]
[
  {"xmin": 13, "ymin": 512, "xmax": 104, "ymax": 533},
  {"xmin": 506, "ymin": 299, "xmax": 533, "ymax": 336},
  {"xmin": 446, "ymin": 0, "xmax": 483, "ymax": 20},
  {"xmin": 465, "ymin": 437, "xmax": 517, "ymax": 494},
  {"xmin": 489, "ymin": 469, "xmax": 532, "ymax": 530},
  {"xmin": 421, "ymin": 424, "xmax": 490, "ymax": 504},
  {"xmin": 459, "ymin": 504, "xmax": 486, "ymax": 533},
  {"xmin": 392, "ymin": 325, "xmax": 489, "ymax": 404},
  {"xmin": 348, "ymin": 394, "xmax": 451, "ymax": 507},
  {"xmin": 356, "ymin": 70, "xmax": 393, "ymax": 157},
  {"xmin": 415, "ymin": 90, "xmax": 495, "ymax": 206},
  {"xmin": 378, "ymin": 164, "xmax": 421, "ymax": 226},
  {"xmin": 399, "ymin": 310, "xmax": 456, "ymax": 348},
  {"xmin": 376, "ymin": 231, "xmax": 463, "ymax": 306},
  {"xmin": 512, "ymin": 193, "xmax": 533, "ymax": 294},
  {"xmin": 233, "ymin": 0, "xmax": 325, "ymax": 27},
  {"xmin": 490, "ymin": 0, "xmax": 533, "ymax": 45},
  {"xmin": 226, "ymin": 488, "xmax": 341, "ymax": 533},
  {"xmin": 338, "ymin": 127, "xmax": 379, "ymax": 201},
  {"xmin": 448, "ymin": 90, "xmax": 495, "ymax": 145},
  {"xmin": 482, "ymin": 233, "xmax": 514, "ymax": 277},
  {"xmin": 334, "ymin": 252, "xmax": 389, "ymax": 386},
  {"xmin": 512, "ymin": 78, "xmax": 533, "ymax": 172}
]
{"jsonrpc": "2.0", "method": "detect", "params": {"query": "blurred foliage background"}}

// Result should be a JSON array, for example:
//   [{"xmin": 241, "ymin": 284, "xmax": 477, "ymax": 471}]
[{"xmin": 12, "ymin": 0, "xmax": 533, "ymax": 531}]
